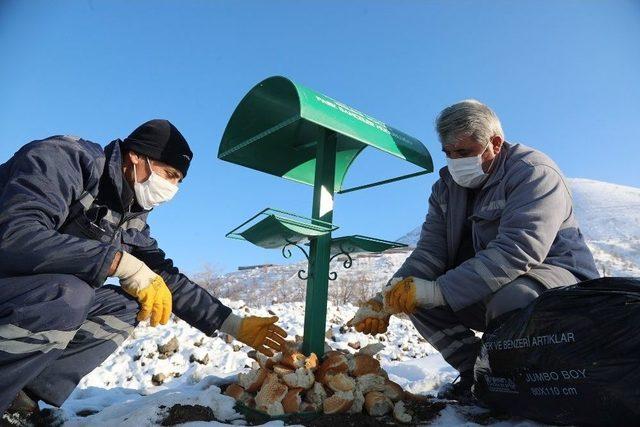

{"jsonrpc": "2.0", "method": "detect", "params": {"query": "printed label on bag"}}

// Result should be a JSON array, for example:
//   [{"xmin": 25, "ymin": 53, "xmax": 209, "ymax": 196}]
[
  {"xmin": 530, "ymin": 385, "xmax": 580, "ymax": 397},
  {"xmin": 484, "ymin": 376, "xmax": 519, "ymax": 394},
  {"xmin": 525, "ymin": 369, "xmax": 587, "ymax": 383},
  {"xmin": 485, "ymin": 332, "xmax": 575, "ymax": 351}
]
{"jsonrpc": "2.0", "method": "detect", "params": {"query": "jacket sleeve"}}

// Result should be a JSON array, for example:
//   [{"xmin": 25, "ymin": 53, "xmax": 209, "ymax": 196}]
[
  {"xmin": 436, "ymin": 163, "xmax": 571, "ymax": 312},
  {"xmin": 130, "ymin": 224, "xmax": 232, "ymax": 335},
  {"xmin": 393, "ymin": 180, "xmax": 449, "ymax": 281},
  {"xmin": 0, "ymin": 139, "xmax": 118, "ymax": 287}
]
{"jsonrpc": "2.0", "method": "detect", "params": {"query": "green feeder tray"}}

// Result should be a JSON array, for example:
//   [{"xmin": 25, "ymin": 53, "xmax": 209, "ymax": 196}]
[
  {"xmin": 226, "ymin": 208, "xmax": 338, "ymax": 249},
  {"xmin": 328, "ymin": 235, "xmax": 408, "ymax": 256},
  {"xmin": 305, "ymin": 235, "xmax": 408, "ymax": 280}
]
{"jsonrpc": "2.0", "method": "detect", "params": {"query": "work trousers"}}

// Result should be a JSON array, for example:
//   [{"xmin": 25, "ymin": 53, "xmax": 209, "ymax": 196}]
[
  {"xmin": 0, "ymin": 274, "xmax": 138, "ymax": 414},
  {"xmin": 409, "ymin": 275, "xmax": 552, "ymax": 375}
]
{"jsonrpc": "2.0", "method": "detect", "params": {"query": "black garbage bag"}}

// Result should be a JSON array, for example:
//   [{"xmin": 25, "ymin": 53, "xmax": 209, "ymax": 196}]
[{"xmin": 474, "ymin": 277, "xmax": 640, "ymax": 426}]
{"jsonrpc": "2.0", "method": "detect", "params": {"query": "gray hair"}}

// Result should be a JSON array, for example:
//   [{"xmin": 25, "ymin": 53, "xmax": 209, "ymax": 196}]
[{"xmin": 435, "ymin": 99, "xmax": 504, "ymax": 145}]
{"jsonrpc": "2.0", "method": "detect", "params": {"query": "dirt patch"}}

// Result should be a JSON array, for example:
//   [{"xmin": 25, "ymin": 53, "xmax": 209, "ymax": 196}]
[
  {"xmin": 160, "ymin": 404, "xmax": 217, "ymax": 426},
  {"xmin": 463, "ymin": 407, "xmax": 512, "ymax": 425},
  {"xmin": 286, "ymin": 412, "xmax": 395, "ymax": 426},
  {"xmin": 403, "ymin": 399, "xmax": 448, "ymax": 424},
  {"xmin": 75, "ymin": 409, "xmax": 100, "ymax": 417},
  {"xmin": 234, "ymin": 396, "xmax": 447, "ymax": 426}
]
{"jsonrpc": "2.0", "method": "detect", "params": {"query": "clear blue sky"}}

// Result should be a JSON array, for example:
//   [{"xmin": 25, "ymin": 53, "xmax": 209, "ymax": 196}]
[{"xmin": 1, "ymin": 1, "xmax": 639, "ymax": 275}]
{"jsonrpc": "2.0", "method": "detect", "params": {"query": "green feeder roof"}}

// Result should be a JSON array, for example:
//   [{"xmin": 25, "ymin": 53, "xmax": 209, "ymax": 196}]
[{"xmin": 218, "ymin": 76, "xmax": 433, "ymax": 192}]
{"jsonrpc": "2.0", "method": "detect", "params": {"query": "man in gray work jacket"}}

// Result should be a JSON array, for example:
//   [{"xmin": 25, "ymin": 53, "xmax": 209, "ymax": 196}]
[
  {"xmin": 0, "ymin": 120, "xmax": 287, "ymax": 420},
  {"xmin": 350, "ymin": 100, "xmax": 599, "ymax": 399}
]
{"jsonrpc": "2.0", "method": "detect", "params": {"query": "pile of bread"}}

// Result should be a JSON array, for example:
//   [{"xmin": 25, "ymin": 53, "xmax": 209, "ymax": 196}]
[{"xmin": 224, "ymin": 343, "xmax": 413, "ymax": 423}]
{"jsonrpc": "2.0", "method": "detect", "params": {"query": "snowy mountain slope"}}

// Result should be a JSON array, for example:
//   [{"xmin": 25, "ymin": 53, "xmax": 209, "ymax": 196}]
[
  {"xmin": 569, "ymin": 178, "xmax": 640, "ymax": 275},
  {"xmin": 211, "ymin": 250, "xmax": 411, "ymax": 305},
  {"xmin": 569, "ymin": 178, "xmax": 640, "ymax": 241},
  {"xmin": 397, "ymin": 178, "xmax": 640, "ymax": 276}
]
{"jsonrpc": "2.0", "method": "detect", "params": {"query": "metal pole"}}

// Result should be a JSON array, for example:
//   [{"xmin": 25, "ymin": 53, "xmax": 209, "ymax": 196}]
[{"xmin": 301, "ymin": 129, "xmax": 337, "ymax": 357}]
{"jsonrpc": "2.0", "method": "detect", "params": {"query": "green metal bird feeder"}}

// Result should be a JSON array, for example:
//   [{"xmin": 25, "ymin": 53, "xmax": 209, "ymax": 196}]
[{"xmin": 219, "ymin": 76, "xmax": 433, "ymax": 357}]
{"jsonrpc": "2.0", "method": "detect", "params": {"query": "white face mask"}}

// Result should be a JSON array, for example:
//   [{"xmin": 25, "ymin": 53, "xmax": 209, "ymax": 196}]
[
  {"xmin": 446, "ymin": 141, "xmax": 492, "ymax": 188},
  {"xmin": 133, "ymin": 158, "xmax": 179, "ymax": 210}
]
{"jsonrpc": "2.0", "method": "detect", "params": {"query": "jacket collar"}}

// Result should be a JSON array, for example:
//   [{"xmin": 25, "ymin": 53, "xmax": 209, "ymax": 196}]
[
  {"xmin": 480, "ymin": 141, "xmax": 510, "ymax": 190},
  {"xmin": 103, "ymin": 139, "xmax": 136, "ymax": 213}
]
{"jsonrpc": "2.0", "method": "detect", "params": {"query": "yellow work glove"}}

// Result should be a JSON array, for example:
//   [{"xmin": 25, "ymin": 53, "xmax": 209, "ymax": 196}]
[
  {"xmin": 383, "ymin": 276, "xmax": 445, "ymax": 315},
  {"xmin": 347, "ymin": 298, "xmax": 391, "ymax": 335},
  {"xmin": 131, "ymin": 276, "xmax": 172, "ymax": 326},
  {"xmin": 220, "ymin": 314, "xmax": 288, "ymax": 357},
  {"xmin": 114, "ymin": 251, "xmax": 173, "ymax": 326}
]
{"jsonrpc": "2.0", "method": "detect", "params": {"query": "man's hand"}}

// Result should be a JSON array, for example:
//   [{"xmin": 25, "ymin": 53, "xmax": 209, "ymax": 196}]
[
  {"xmin": 221, "ymin": 314, "xmax": 288, "ymax": 357},
  {"xmin": 347, "ymin": 298, "xmax": 391, "ymax": 335},
  {"xmin": 383, "ymin": 276, "xmax": 445, "ymax": 314},
  {"xmin": 114, "ymin": 251, "xmax": 173, "ymax": 326}
]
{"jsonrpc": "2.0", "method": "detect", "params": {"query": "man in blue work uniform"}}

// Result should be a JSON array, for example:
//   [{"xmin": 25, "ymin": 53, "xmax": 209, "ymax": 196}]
[{"xmin": 0, "ymin": 120, "xmax": 287, "ymax": 421}]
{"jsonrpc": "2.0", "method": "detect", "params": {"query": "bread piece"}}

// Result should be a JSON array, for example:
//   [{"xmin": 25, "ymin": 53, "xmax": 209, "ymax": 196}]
[
  {"xmin": 304, "ymin": 353, "xmax": 319, "ymax": 371},
  {"xmin": 280, "ymin": 342, "xmax": 305, "ymax": 370},
  {"xmin": 300, "ymin": 401, "xmax": 319, "ymax": 413},
  {"xmin": 255, "ymin": 373, "xmax": 288, "ymax": 409},
  {"xmin": 345, "ymin": 353, "xmax": 356, "ymax": 373},
  {"xmin": 356, "ymin": 373, "xmax": 386, "ymax": 394},
  {"xmin": 282, "ymin": 388, "xmax": 303, "ymax": 414},
  {"xmin": 282, "ymin": 367, "xmax": 315, "ymax": 390},
  {"xmin": 254, "ymin": 351, "xmax": 279, "ymax": 370},
  {"xmin": 245, "ymin": 396, "xmax": 256, "ymax": 409},
  {"xmin": 377, "ymin": 367, "xmax": 389, "ymax": 379},
  {"xmin": 326, "ymin": 372, "xmax": 356, "ymax": 393},
  {"xmin": 281, "ymin": 351, "xmax": 306, "ymax": 370},
  {"xmin": 393, "ymin": 400, "xmax": 412, "ymax": 423},
  {"xmin": 257, "ymin": 401, "xmax": 284, "ymax": 416},
  {"xmin": 351, "ymin": 354, "xmax": 380, "ymax": 377},
  {"xmin": 238, "ymin": 368, "xmax": 267, "ymax": 393},
  {"xmin": 323, "ymin": 350, "xmax": 348, "ymax": 358},
  {"xmin": 304, "ymin": 382, "xmax": 327, "ymax": 407},
  {"xmin": 316, "ymin": 353, "xmax": 349, "ymax": 383},
  {"xmin": 223, "ymin": 383, "xmax": 245, "ymax": 400},
  {"xmin": 384, "ymin": 380, "xmax": 405, "ymax": 402},
  {"xmin": 323, "ymin": 390, "xmax": 354, "ymax": 414},
  {"xmin": 357, "ymin": 343, "xmax": 385, "ymax": 357},
  {"xmin": 364, "ymin": 391, "xmax": 393, "ymax": 416},
  {"xmin": 347, "ymin": 300, "xmax": 390, "ymax": 327},
  {"xmin": 272, "ymin": 364, "xmax": 295, "ymax": 377},
  {"xmin": 382, "ymin": 277, "xmax": 406, "ymax": 315},
  {"xmin": 348, "ymin": 385, "xmax": 365, "ymax": 414}
]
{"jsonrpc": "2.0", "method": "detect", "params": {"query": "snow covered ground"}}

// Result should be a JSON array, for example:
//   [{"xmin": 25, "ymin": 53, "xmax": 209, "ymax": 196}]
[
  {"xmin": 51, "ymin": 178, "xmax": 638, "ymax": 426},
  {"xmin": 58, "ymin": 300, "xmax": 539, "ymax": 427}
]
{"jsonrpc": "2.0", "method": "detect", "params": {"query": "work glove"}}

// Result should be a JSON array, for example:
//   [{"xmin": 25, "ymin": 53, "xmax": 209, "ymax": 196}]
[
  {"xmin": 114, "ymin": 251, "xmax": 172, "ymax": 326},
  {"xmin": 382, "ymin": 276, "xmax": 445, "ymax": 315},
  {"xmin": 347, "ymin": 297, "xmax": 391, "ymax": 335},
  {"xmin": 220, "ymin": 314, "xmax": 288, "ymax": 357}
]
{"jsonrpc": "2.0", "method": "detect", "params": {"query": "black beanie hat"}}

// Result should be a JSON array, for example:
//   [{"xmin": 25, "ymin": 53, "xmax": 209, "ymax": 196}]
[{"xmin": 122, "ymin": 119, "xmax": 193, "ymax": 178}]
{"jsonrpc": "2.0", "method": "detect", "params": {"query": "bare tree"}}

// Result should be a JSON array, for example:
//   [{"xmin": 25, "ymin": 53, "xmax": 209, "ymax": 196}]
[{"xmin": 193, "ymin": 264, "xmax": 226, "ymax": 295}]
